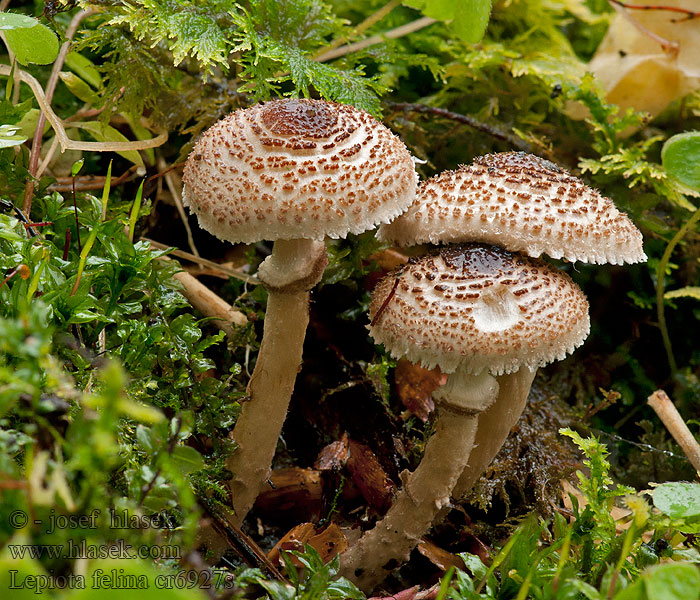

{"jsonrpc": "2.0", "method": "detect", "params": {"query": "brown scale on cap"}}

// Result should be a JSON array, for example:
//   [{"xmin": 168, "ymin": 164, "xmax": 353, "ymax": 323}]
[
  {"xmin": 369, "ymin": 243, "xmax": 590, "ymax": 376},
  {"xmin": 377, "ymin": 151, "xmax": 646, "ymax": 265},
  {"xmin": 182, "ymin": 98, "xmax": 417, "ymax": 243}
]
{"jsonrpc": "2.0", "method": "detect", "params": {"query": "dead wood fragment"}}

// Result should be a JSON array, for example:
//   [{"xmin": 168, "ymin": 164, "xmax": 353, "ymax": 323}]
[
  {"xmin": 254, "ymin": 468, "xmax": 323, "ymax": 521},
  {"xmin": 394, "ymin": 359, "xmax": 447, "ymax": 422},
  {"xmin": 347, "ymin": 439, "xmax": 396, "ymax": 514},
  {"xmin": 647, "ymin": 389, "xmax": 700, "ymax": 473}
]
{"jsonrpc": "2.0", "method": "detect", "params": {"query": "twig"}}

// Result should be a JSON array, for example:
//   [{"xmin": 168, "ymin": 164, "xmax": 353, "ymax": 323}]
[
  {"xmin": 647, "ymin": 389, "xmax": 700, "ymax": 473},
  {"xmin": 46, "ymin": 165, "xmax": 140, "ymax": 192},
  {"xmin": 655, "ymin": 204, "xmax": 700, "ymax": 374},
  {"xmin": 315, "ymin": 16, "xmax": 437, "ymax": 63},
  {"xmin": 161, "ymin": 256, "xmax": 249, "ymax": 335},
  {"xmin": 608, "ymin": 0, "xmax": 700, "ymax": 21},
  {"xmin": 314, "ymin": 0, "xmax": 403, "ymax": 59},
  {"xmin": 197, "ymin": 493, "xmax": 288, "ymax": 582},
  {"xmin": 0, "ymin": 65, "xmax": 168, "ymax": 152},
  {"xmin": 23, "ymin": 10, "xmax": 94, "ymax": 213},
  {"xmin": 609, "ymin": 1, "xmax": 680, "ymax": 55},
  {"xmin": 385, "ymin": 101, "xmax": 540, "ymax": 155},
  {"xmin": 157, "ymin": 156, "xmax": 201, "ymax": 259},
  {"xmin": 144, "ymin": 238, "xmax": 260, "ymax": 285}
]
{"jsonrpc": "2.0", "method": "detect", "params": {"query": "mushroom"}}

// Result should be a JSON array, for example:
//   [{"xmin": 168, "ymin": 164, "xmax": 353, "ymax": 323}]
[
  {"xmin": 339, "ymin": 243, "xmax": 590, "ymax": 591},
  {"xmin": 378, "ymin": 151, "xmax": 646, "ymax": 264},
  {"xmin": 376, "ymin": 151, "xmax": 646, "ymax": 502},
  {"xmin": 182, "ymin": 98, "xmax": 417, "ymax": 524}
]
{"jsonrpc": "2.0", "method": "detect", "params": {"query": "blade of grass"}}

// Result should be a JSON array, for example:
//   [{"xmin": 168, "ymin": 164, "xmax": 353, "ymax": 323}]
[
  {"xmin": 655, "ymin": 204, "xmax": 700, "ymax": 374},
  {"xmin": 128, "ymin": 180, "xmax": 144, "ymax": 242}
]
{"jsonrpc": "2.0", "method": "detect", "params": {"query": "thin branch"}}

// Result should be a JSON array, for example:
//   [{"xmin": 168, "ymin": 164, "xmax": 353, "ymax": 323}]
[
  {"xmin": 648, "ymin": 389, "xmax": 700, "ymax": 473},
  {"xmin": 0, "ymin": 65, "xmax": 168, "ymax": 151},
  {"xmin": 46, "ymin": 165, "xmax": 140, "ymax": 192},
  {"xmin": 315, "ymin": 16, "xmax": 437, "ymax": 63},
  {"xmin": 23, "ymin": 10, "xmax": 94, "ymax": 213},
  {"xmin": 385, "ymin": 101, "xmax": 543, "ymax": 156},
  {"xmin": 157, "ymin": 156, "xmax": 201, "ymax": 259},
  {"xmin": 314, "ymin": 0, "xmax": 403, "ymax": 59},
  {"xmin": 608, "ymin": 0, "xmax": 700, "ymax": 21},
  {"xmin": 143, "ymin": 238, "xmax": 260, "ymax": 286}
]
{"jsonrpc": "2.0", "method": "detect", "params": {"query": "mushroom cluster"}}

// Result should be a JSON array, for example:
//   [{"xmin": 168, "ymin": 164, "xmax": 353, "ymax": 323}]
[
  {"xmin": 339, "ymin": 152, "xmax": 646, "ymax": 591},
  {"xmin": 182, "ymin": 98, "xmax": 418, "ymax": 525}
]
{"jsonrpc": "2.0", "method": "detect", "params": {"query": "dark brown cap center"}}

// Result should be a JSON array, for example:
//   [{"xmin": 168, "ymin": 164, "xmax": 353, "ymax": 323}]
[{"xmin": 261, "ymin": 99, "xmax": 338, "ymax": 138}]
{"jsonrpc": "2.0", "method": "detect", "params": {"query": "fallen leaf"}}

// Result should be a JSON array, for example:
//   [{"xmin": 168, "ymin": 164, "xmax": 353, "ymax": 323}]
[
  {"xmin": 584, "ymin": 1, "xmax": 700, "ymax": 117},
  {"xmin": 315, "ymin": 432, "xmax": 350, "ymax": 471},
  {"xmin": 417, "ymin": 539, "xmax": 466, "ymax": 572},
  {"xmin": 347, "ymin": 439, "xmax": 396, "ymax": 514},
  {"xmin": 394, "ymin": 359, "xmax": 447, "ymax": 422}
]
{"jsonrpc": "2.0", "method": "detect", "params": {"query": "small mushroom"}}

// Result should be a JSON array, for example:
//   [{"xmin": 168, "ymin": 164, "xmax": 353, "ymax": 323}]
[
  {"xmin": 182, "ymin": 98, "xmax": 417, "ymax": 524},
  {"xmin": 378, "ymin": 151, "xmax": 646, "ymax": 264},
  {"xmin": 340, "ymin": 243, "xmax": 590, "ymax": 591},
  {"xmin": 376, "ymin": 151, "xmax": 646, "ymax": 502}
]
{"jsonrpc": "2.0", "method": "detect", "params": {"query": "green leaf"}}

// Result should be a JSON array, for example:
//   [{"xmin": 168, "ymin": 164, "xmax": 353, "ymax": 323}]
[
  {"xmin": 0, "ymin": 124, "xmax": 26, "ymax": 148},
  {"xmin": 662, "ymin": 132, "xmax": 700, "ymax": 192},
  {"xmin": 59, "ymin": 72, "xmax": 101, "ymax": 105},
  {"xmin": 665, "ymin": 287, "xmax": 700, "ymax": 301},
  {"xmin": 65, "ymin": 51, "xmax": 104, "ymax": 90},
  {"xmin": 170, "ymin": 445, "xmax": 205, "ymax": 476},
  {"xmin": 0, "ymin": 12, "xmax": 37, "ymax": 30},
  {"xmin": 4, "ymin": 22, "xmax": 59, "ymax": 65},
  {"xmin": 653, "ymin": 482, "xmax": 700, "ymax": 518},
  {"xmin": 645, "ymin": 563, "xmax": 700, "ymax": 600},
  {"xmin": 406, "ymin": 0, "xmax": 492, "ymax": 43}
]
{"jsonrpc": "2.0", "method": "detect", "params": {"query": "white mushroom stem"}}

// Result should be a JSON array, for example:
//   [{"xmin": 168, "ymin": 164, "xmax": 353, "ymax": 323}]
[
  {"xmin": 340, "ymin": 369, "xmax": 499, "ymax": 592},
  {"xmin": 227, "ymin": 238, "xmax": 327, "ymax": 525},
  {"xmin": 451, "ymin": 367, "xmax": 536, "ymax": 500}
]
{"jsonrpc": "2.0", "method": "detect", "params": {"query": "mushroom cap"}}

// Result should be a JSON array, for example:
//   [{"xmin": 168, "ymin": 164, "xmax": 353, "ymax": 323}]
[
  {"xmin": 377, "ymin": 152, "xmax": 646, "ymax": 265},
  {"xmin": 369, "ymin": 243, "xmax": 590, "ymax": 376},
  {"xmin": 182, "ymin": 98, "xmax": 418, "ymax": 244}
]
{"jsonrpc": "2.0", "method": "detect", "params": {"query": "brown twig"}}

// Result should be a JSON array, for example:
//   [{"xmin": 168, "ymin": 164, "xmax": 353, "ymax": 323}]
[
  {"xmin": 23, "ymin": 10, "xmax": 94, "ymax": 214},
  {"xmin": 608, "ymin": 0, "xmax": 700, "ymax": 21},
  {"xmin": 47, "ymin": 165, "xmax": 141, "ymax": 192},
  {"xmin": 315, "ymin": 16, "xmax": 437, "ymax": 63},
  {"xmin": 385, "ymin": 101, "xmax": 542, "ymax": 156},
  {"xmin": 144, "ymin": 238, "xmax": 260, "ymax": 285},
  {"xmin": 647, "ymin": 389, "xmax": 700, "ymax": 473},
  {"xmin": 198, "ymin": 493, "xmax": 288, "ymax": 582},
  {"xmin": 157, "ymin": 156, "xmax": 201, "ymax": 259}
]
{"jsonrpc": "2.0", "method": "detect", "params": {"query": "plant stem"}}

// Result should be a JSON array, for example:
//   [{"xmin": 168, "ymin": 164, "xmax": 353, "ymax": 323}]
[
  {"xmin": 655, "ymin": 204, "xmax": 700, "ymax": 374},
  {"xmin": 648, "ymin": 389, "xmax": 700, "ymax": 473},
  {"xmin": 315, "ymin": 16, "xmax": 437, "ymax": 63},
  {"xmin": 385, "ymin": 102, "xmax": 540, "ymax": 157},
  {"xmin": 314, "ymin": 0, "xmax": 403, "ymax": 59},
  {"xmin": 23, "ymin": 10, "xmax": 94, "ymax": 214}
]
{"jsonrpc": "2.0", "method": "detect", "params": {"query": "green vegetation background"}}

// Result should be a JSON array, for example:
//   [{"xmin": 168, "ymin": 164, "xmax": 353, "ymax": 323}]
[{"xmin": 1, "ymin": 0, "xmax": 700, "ymax": 598}]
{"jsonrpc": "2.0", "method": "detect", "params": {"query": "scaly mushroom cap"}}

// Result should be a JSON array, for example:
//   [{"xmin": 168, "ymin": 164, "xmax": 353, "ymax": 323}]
[
  {"xmin": 378, "ymin": 152, "xmax": 646, "ymax": 265},
  {"xmin": 369, "ymin": 243, "xmax": 590, "ymax": 375},
  {"xmin": 182, "ymin": 98, "xmax": 418, "ymax": 243}
]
